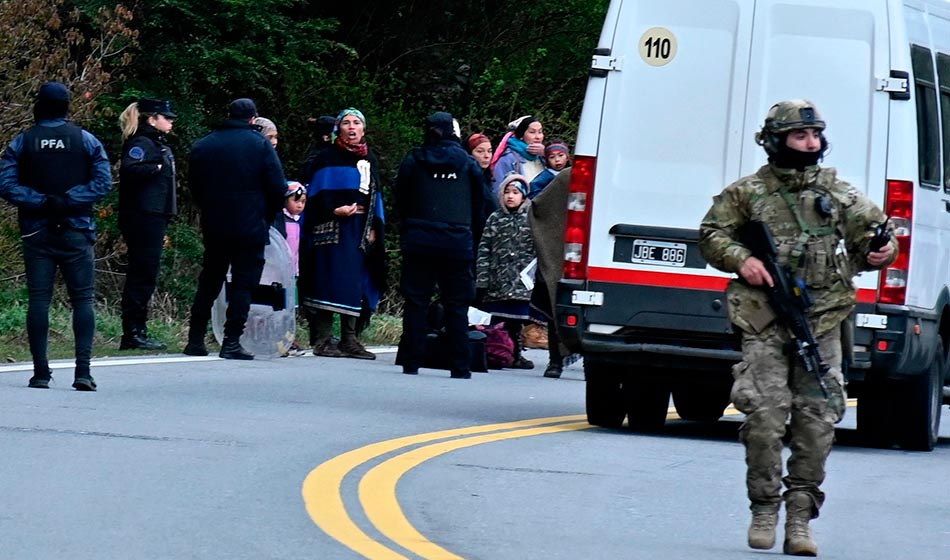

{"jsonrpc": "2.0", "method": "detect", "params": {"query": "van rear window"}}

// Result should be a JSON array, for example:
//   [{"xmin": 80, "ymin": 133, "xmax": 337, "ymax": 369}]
[
  {"xmin": 912, "ymin": 44, "xmax": 940, "ymax": 187},
  {"xmin": 937, "ymin": 53, "xmax": 950, "ymax": 192}
]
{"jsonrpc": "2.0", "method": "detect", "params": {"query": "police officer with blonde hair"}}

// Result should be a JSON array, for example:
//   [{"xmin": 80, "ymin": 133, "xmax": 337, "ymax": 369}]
[
  {"xmin": 117, "ymin": 97, "xmax": 178, "ymax": 351},
  {"xmin": 699, "ymin": 100, "xmax": 897, "ymax": 555}
]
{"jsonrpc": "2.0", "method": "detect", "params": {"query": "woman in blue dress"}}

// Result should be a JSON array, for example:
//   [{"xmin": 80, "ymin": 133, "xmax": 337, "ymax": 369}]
[{"xmin": 299, "ymin": 108, "xmax": 385, "ymax": 359}]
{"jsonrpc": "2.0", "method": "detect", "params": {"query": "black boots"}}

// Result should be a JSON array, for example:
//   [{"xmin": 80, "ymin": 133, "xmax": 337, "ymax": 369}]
[
  {"xmin": 219, "ymin": 337, "xmax": 254, "ymax": 360},
  {"xmin": 183, "ymin": 341, "xmax": 209, "ymax": 356},
  {"xmin": 120, "ymin": 327, "xmax": 167, "ymax": 351}
]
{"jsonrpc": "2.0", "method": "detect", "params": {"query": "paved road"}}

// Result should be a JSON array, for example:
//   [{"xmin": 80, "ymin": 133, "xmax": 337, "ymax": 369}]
[{"xmin": 1, "ymin": 350, "xmax": 948, "ymax": 560}]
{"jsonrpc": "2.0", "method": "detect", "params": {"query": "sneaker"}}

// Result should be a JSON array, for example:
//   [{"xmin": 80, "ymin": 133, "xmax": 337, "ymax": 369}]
[
  {"xmin": 72, "ymin": 376, "xmax": 97, "ymax": 392},
  {"xmin": 339, "ymin": 338, "xmax": 376, "ymax": 360},
  {"xmin": 183, "ymin": 341, "xmax": 209, "ymax": 356},
  {"xmin": 29, "ymin": 373, "xmax": 52, "ymax": 389},
  {"xmin": 510, "ymin": 356, "xmax": 535, "ymax": 370},
  {"xmin": 450, "ymin": 370, "xmax": 472, "ymax": 379}
]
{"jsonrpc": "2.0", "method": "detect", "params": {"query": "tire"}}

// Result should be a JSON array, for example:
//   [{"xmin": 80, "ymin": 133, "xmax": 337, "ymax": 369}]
[
  {"xmin": 585, "ymin": 361, "xmax": 626, "ymax": 428},
  {"xmin": 856, "ymin": 374, "xmax": 895, "ymax": 448},
  {"xmin": 896, "ymin": 349, "xmax": 943, "ymax": 452},
  {"xmin": 672, "ymin": 382, "xmax": 731, "ymax": 422},
  {"xmin": 624, "ymin": 375, "xmax": 671, "ymax": 432}
]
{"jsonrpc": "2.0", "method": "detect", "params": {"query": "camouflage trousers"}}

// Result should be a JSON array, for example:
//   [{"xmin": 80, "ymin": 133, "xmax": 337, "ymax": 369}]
[{"xmin": 731, "ymin": 323, "xmax": 847, "ymax": 515}]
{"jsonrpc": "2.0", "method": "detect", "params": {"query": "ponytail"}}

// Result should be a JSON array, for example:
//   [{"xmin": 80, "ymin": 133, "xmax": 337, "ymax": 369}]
[{"xmin": 119, "ymin": 102, "xmax": 141, "ymax": 140}]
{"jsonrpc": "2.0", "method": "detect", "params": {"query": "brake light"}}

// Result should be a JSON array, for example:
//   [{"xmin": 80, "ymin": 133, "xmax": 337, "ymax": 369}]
[
  {"xmin": 564, "ymin": 155, "xmax": 596, "ymax": 279},
  {"xmin": 878, "ymin": 179, "xmax": 912, "ymax": 304}
]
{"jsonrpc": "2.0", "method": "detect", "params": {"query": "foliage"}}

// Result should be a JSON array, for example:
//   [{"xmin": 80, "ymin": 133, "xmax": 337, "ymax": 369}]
[{"xmin": 0, "ymin": 0, "xmax": 609, "ymax": 358}]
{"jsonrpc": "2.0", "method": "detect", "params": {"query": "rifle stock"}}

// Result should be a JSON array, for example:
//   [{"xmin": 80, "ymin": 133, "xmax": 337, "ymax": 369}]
[{"xmin": 735, "ymin": 221, "xmax": 830, "ymax": 397}]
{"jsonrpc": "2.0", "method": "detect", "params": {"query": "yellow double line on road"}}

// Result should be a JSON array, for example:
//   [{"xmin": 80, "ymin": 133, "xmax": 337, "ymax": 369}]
[
  {"xmin": 302, "ymin": 401, "xmax": 852, "ymax": 558},
  {"xmin": 301, "ymin": 414, "xmax": 590, "ymax": 559}
]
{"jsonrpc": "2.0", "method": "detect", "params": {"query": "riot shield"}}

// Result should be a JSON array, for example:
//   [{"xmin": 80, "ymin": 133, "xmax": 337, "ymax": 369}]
[{"xmin": 211, "ymin": 227, "xmax": 296, "ymax": 358}]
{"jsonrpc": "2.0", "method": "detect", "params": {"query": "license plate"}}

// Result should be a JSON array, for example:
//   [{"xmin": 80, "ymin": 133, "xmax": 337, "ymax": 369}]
[
  {"xmin": 572, "ymin": 290, "xmax": 604, "ymax": 306},
  {"xmin": 631, "ymin": 239, "xmax": 687, "ymax": 267}
]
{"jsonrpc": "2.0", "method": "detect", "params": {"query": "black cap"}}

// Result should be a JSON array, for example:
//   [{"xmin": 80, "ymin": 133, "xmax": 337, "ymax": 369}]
[
  {"xmin": 228, "ymin": 98, "xmax": 258, "ymax": 119},
  {"xmin": 139, "ymin": 98, "xmax": 177, "ymax": 118}
]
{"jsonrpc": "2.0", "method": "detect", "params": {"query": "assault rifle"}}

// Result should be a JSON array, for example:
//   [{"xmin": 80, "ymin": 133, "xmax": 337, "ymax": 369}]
[{"xmin": 736, "ymin": 221, "xmax": 830, "ymax": 397}]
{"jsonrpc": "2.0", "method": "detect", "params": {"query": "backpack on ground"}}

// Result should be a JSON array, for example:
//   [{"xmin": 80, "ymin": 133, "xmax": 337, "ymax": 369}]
[{"xmin": 481, "ymin": 323, "xmax": 514, "ymax": 369}]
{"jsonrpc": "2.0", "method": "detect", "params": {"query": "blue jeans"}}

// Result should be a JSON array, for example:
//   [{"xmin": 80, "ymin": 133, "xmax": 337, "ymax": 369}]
[{"xmin": 22, "ymin": 227, "xmax": 96, "ymax": 376}]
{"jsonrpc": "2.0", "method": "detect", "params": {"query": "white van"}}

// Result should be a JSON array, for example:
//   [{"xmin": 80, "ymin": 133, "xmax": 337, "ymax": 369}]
[{"xmin": 557, "ymin": 0, "xmax": 950, "ymax": 451}]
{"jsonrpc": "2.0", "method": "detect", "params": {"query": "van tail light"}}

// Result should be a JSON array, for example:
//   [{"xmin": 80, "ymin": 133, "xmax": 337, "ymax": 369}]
[
  {"xmin": 563, "ymin": 155, "xmax": 596, "ymax": 279},
  {"xmin": 878, "ymin": 179, "xmax": 912, "ymax": 304}
]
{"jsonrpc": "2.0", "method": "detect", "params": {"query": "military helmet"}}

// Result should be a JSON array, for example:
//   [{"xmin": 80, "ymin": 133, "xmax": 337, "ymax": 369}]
[{"xmin": 755, "ymin": 99, "xmax": 826, "ymax": 154}]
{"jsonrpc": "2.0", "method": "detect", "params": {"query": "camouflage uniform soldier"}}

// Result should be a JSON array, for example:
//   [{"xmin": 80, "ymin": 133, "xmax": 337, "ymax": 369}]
[{"xmin": 698, "ymin": 100, "xmax": 897, "ymax": 556}]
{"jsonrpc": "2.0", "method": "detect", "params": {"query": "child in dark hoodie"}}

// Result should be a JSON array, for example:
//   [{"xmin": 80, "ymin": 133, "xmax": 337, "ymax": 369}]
[{"xmin": 475, "ymin": 172, "xmax": 537, "ymax": 369}]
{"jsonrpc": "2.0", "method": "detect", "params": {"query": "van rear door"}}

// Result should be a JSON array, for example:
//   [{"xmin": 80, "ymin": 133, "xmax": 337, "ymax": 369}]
[
  {"xmin": 742, "ymin": 0, "xmax": 891, "ymax": 300},
  {"xmin": 587, "ymin": 0, "xmax": 755, "ymax": 288}
]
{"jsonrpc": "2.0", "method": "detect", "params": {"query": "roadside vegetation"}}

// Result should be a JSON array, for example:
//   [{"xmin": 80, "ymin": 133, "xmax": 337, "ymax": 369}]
[{"xmin": 0, "ymin": 0, "xmax": 608, "ymax": 358}]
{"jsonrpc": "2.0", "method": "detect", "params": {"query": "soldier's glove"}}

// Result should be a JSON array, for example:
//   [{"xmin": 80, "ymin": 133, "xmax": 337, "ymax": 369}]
[{"xmin": 44, "ymin": 194, "xmax": 68, "ymax": 234}]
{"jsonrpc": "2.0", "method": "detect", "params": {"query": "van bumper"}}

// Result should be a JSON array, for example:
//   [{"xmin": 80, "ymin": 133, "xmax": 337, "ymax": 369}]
[
  {"xmin": 556, "ymin": 278, "xmax": 740, "ymax": 371},
  {"xmin": 852, "ymin": 302, "xmax": 940, "ymax": 380}
]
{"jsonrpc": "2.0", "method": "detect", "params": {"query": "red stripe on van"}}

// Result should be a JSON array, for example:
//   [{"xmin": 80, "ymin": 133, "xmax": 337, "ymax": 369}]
[
  {"xmin": 587, "ymin": 267, "xmax": 730, "ymax": 290},
  {"xmin": 588, "ymin": 268, "xmax": 880, "ymax": 304}
]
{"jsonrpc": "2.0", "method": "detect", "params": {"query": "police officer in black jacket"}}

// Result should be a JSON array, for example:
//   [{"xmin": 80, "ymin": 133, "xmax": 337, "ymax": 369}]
[
  {"xmin": 183, "ymin": 98, "xmax": 287, "ymax": 360},
  {"xmin": 394, "ymin": 111, "xmax": 496, "ymax": 378},
  {"xmin": 117, "ymin": 98, "xmax": 178, "ymax": 350},
  {"xmin": 0, "ymin": 82, "xmax": 112, "ymax": 390}
]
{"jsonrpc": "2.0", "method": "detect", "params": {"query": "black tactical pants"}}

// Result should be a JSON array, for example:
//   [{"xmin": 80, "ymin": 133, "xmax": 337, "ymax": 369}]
[
  {"xmin": 188, "ymin": 237, "xmax": 265, "ymax": 341},
  {"xmin": 120, "ymin": 213, "xmax": 169, "ymax": 333},
  {"xmin": 399, "ymin": 253, "xmax": 475, "ymax": 374},
  {"xmin": 22, "ymin": 227, "xmax": 96, "ymax": 376}
]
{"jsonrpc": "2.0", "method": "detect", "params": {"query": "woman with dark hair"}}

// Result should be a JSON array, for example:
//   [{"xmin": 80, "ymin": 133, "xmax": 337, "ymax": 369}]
[
  {"xmin": 298, "ymin": 108, "xmax": 386, "ymax": 359},
  {"xmin": 117, "ymin": 98, "xmax": 179, "ymax": 351},
  {"xmin": 490, "ymin": 115, "xmax": 545, "ymax": 194}
]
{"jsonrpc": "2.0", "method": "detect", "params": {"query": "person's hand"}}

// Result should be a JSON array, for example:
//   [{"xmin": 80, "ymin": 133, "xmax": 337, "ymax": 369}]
[
  {"xmin": 334, "ymin": 203, "xmax": 358, "ymax": 217},
  {"xmin": 367, "ymin": 229, "xmax": 376, "ymax": 244},
  {"xmin": 739, "ymin": 256, "xmax": 773, "ymax": 287},
  {"xmin": 527, "ymin": 143, "xmax": 546, "ymax": 157},
  {"xmin": 867, "ymin": 243, "xmax": 894, "ymax": 267}
]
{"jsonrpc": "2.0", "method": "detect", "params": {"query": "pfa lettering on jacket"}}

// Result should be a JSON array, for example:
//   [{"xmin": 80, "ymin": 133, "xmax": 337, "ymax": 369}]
[{"xmin": 34, "ymin": 137, "xmax": 71, "ymax": 151}]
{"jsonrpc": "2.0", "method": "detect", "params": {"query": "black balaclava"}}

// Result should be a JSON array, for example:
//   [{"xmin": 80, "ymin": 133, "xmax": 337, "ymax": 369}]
[
  {"xmin": 770, "ymin": 132, "xmax": 824, "ymax": 171},
  {"xmin": 33, "ymin": 82, "xmax": 70, "ymax": 121}
]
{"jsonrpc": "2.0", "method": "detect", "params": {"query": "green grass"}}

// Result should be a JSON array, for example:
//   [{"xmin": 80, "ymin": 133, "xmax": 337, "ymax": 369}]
[{"xmin": 0, "ymin": 304, "xmax": 402, "ymax": 363}]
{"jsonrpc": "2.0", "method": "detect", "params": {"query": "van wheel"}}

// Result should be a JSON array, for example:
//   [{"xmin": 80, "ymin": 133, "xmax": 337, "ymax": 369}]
[
  {"xmin": 624, "ymin": 377, "xmax": 670, "ymax": 432},
  {"xmin": 856, "ymin": 374, "xmax": 894, "ymax": 448},
  {"xmin": 672, "ymin": 382, "xmax": 730, "ymax": 422},
  {"xmin": 896, "ymin": 350, "xmax": 943, "ymax": 451},
  {"xmin": 584, "ymin": 362, "xmax": 625, "ymax": 428}
]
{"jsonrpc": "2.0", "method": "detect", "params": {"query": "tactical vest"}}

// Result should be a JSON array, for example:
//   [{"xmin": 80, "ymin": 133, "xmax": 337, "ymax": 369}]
[
  {"xmin": 19, "ymin": 123, "xmax": 90, "ymax": 195},
  {"xmin": 406, "ymin": 153, "xmax": 473, "ymax": 226},
  {"xmin": 749, "ymin": 176, "xmax": 852, "ymax": 291}
]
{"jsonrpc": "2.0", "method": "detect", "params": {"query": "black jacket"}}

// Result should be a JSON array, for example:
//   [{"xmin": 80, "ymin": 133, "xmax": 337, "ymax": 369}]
[
  {"xmin": 188, "ymin": 119, "xmax": 286, "ymax": 244},
  {"xmin": 394, "ymin": 139, "xmax": 497, "ymax": 259},
  {"xmin": 119, "ymin": 124, "xmax": 177, "ymax": 219}
]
